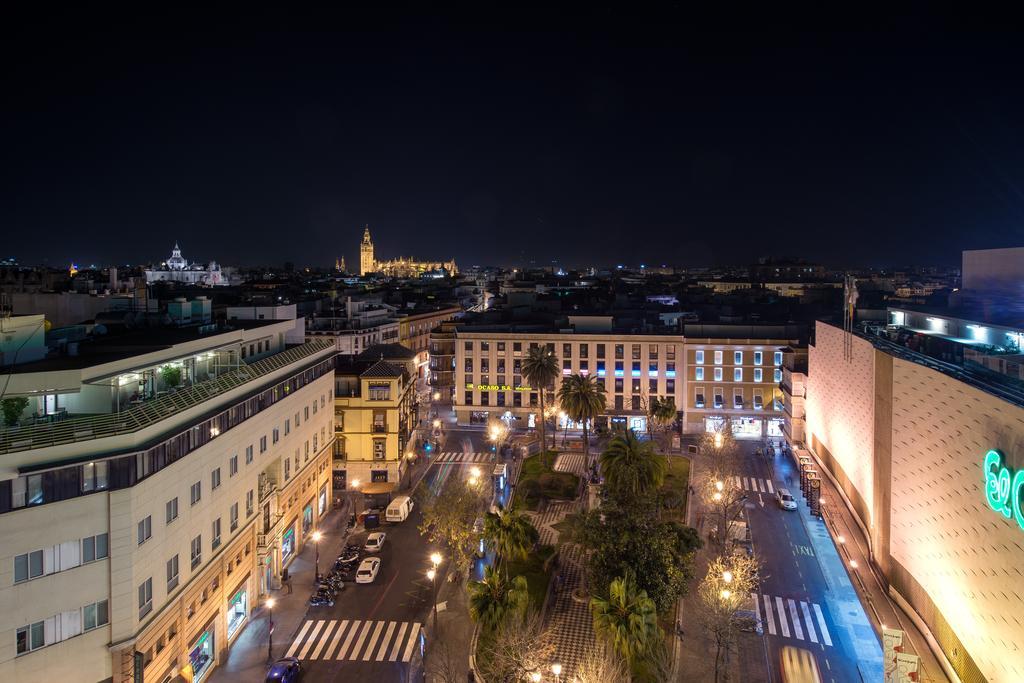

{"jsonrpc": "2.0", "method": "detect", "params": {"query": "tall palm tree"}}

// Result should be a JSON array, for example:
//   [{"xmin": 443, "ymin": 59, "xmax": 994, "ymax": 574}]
[
  {"xmin": 522, "ymin": 345, "xmax": 559, "ymax": 453},
  {"xmin": 647, "ymin": 396, "xmax": 677, "ymax": 448},
  {"xmin": 483, "ymin": 504, "xmax": 540, "ymax": 579},
  {"xmin": 557, "ymin": 374, "xmax": 607, "ymax": 466},
  {"xmin": 469, "ymin": 566, "xmax": 530, "ymax": 631},
  {"xmin": 590, "ymin": 573, "xmax": 661, "ymax": 670},
  {"xmin": 599, "ymin": 429, "xmax": 667, "ymax": 499}
]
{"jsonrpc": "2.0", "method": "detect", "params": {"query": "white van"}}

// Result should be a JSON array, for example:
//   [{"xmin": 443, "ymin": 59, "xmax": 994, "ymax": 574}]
[{"xmin": 386, "ymin": 495, "xmax": 414, "ymax": 523}]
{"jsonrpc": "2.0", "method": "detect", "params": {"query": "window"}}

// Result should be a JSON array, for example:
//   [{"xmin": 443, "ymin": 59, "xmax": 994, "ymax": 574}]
[
  {"xmin": 734, "ymin": 368, "xmax": 743, "ymax": 382},
  {"xmin": 631, "ymin": 378, "xmax": 641, "ymax": 394},
  {"xmin": 596, "ymin": 360, "xmax": 606, "ymax": 377},
  {"xmin": 166, "ymin": 497, "xmax": 179, "ymax": 524},
  {"xmin": 373, "ymin": 440, "xmax": 386, "ymax": 460},
  {"xmin": 714, "ymin": 367, "xmax": 723, "ymax": 382},
  {"xmin": 597, "ymin": 344, "xmax": 605, "ymax": 359},
  {"xmin": 137, "ymin": 516, "xmax": 152, "ymax": 546},
  {"xmin": 753, "ymin": 391, "xmax": 764, "ymax": 409},
  {"xmin": 14, "ymin": 549, "xmax": 43, "ymax": 583},
  {"xmin": 563, "ymin": 343, "xmax": 572, "ymax": 358},
  {"xmin": 695, "ymin": 367, "xmax": 704, "ymax": 381},
  {"xmin": 82, "ymin": 534, "xmax": 108, "ymax": 563},
  {"xmin": 615, "ymin": 395, "xmax": 624, "ymax": 411},
  {"xmin": 284, "ymin": 458, "xmax": 291, "ymax": 481},
  {"xmin": 579, "ymin": 343, "xmax": 588, "ymax": 358},
  {"xmin": 480, "ymin": 393, "xmax": 489, "ymax": 406},
  {"xmin": 513, "ymin": 342, "xmax": 521, "ymax": 354},
  {"xmin": 272, "ymin": 428, "xmax": 280, "ymax": 444},
  {"xmin": 497, "ymin": 342, "xmax": 505, "ymax": 352},
  {"xmin": 211, "ymin": 519, "xmax": 221, "ymax": 550},
  {"xmin": 632, "ymin": 344, "xmax": 641, "ymax": 360},
  {"xmin": 369, "ymin": 384, "xmax": 391, "ymax": 401},
  {"xmin": 11, "ymin": 473, "xmax": 43, "ymax": 508},
  {"xmin": 230, "ymin": 503, "xmax": 239, "ymax": 531},
  {"xmin": 81, "ymin": 461, "xmax": 109, "ymax": 492},
  {"xmin": 230, "ymin": 455, "xmax": 238, "ymax": 477},
  {"xmin": 16, "ymin": 621, "xmax": 45, "ymax": 654},
  {"xmin": 246, "ymin": 490, "xmax": 254, "ymax": 517},
  {"xmin": 464, "ymin": 391, "xmax": 473, "ymax": 405},
  {"xmin": 667, "ymin": 346, "xmax": 676, "ymax": 360},
  {"xmin": 305, "ymin": 406, "xmax": 310, "ymax": 420},
  {"xmin": 614, "ymin": 378, "xmax": 624, "ymax": 393},
  {"xmin": 190, "ymin": 536, "xmax": 202, "ymax": 569},
  {"xmin": 480, "ymin": 359, "xmax": 490, "ymax": 373},
  {"xmin": 695, "ymin": 390, "xmax": 705, "ymax": 408},
  {"xmin": 695, "ymin": 350, "xmax": 704, "ymax": 365},
  {"xmin": 83, "ymin": 600, "xmax": 109, "ymax": 631},
  {"xmin": 754, "ymin": 351, "xmax": 763, "ymax": 365},
  {"xmin": 666, "ymin": 379, "xmax": 675, "ymax": 394},
  {"xmin": 714, "ymin": 390, "xmax": 724, "ymax": 408},
  {"xmin": 649, "ymin": 345, "xmax": 658, "ymax": 359},
  {"xmin": 480, "ymin": 342, "xmax": 489, "ymax": 352},
  {"xmin": 734, "ymin": 351, "xmax": 743, "ymax": 365},
  {"xmin": 631, "ymin": 362, "xmax": 641, "ymax": 377},
  {"xmin": 464, "ymin": 341, "xmax": 473, "ymax": 351},
  {"xmin": 464, "ymin": 358, "xmax": 473, "ymax": 373},
  {"xmin": 138, "ymin": 578, "xmax": 153, "ymax": 618},
  {"xmin": 714, "ymin": 350, "xmax": 723, "ymax": 365},
  {"xmin": 167, "ymin": 555, "xmax": 179, "ymax": 591},
  {"xmin": 245, "ymin": 445, "xmax": 254, "ymax": 465},
  {"xmin": 774, "ymin": 351, "xmax": 783, "ymax": 366},
  {"xmin": 774, "ymin": 368, "xmax": 783, "ymax": 382},
  {"xmin": 285, "ymin": 418, "xmax": 291, "ymax": 435},
  {"xmin": 190, "ymin": 481, "xmax": 201, "ymax": 505},
  {"xmin": 734, "ymin": 392, "xmax": 744, "ymax": 409},
  {"xmin": 648, "ymin": 362, "xmax": 657, "ymax": 377},
  {"xmin": 754, "ymin": 368, "xmax": 763, "ymax": 382},
  {"xmin": 562, "ymin": 359, "xmax": 571, "ymax": 375},
  {"xmin": 649, "ymin": 378, "xmax": 658, "ymax": 393},
  {"xmin": 615, "ymin": 344, "xmax": 623, "ymax": 359},
  {"xmin": 260, "ymin": 436, "xmax": 267, "ymax": 453},
  {"xmin": 295, "ymin": 411, "xmax": 301, "ymax": 426},
  {"xmin": 631, "ymin": 396, "xmax": 641, "ymax": 410},
  {"xmin": 211, "ymin": 468, "xmax": 221, "ymax": 490}
]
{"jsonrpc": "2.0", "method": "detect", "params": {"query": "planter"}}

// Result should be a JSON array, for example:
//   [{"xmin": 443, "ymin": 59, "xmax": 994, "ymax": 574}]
[{"xmin": 571, "ymin": 588, "xmax": 589, "ymax": 604}]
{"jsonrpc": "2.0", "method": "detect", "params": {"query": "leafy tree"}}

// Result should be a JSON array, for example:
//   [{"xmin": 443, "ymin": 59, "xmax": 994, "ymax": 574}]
[
  {"xmin": 468, "ymin": 565, "xmax": 529, "ymax": 631},
  {"xmin": 159, "ymin": 364, "xmax": 182, "ymax": 388},
  {"xmin": 1, "ymin": 397, "xmax": 29, "ymax": 427},
  {"xmin": 521, "ymin": 345, "xmax": 559, "ymax": 452},
  {"xmin": 698, "ymin": 552, "xmax": 761, "ymax": 683},
  {"xmin": 483, "ymin": 504, "xmax": 540, "ymax": 579},
  {"xmin": 600, "ymin": 430, "xmax": 667, "ymax": 501},
  {"xmin": 590, "ymin": 572, "xmax": 661, "ymax": 674},
  {"xmin": 557, "ymin": 373, "xmax": 607, "ymax": 465},
  {"xmin": 419, "ymin": 475, "xmax": 483, "ymax": 576}
]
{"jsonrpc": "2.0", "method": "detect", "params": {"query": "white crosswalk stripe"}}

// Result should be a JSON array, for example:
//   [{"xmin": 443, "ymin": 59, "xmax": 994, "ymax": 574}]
[
  {"xmin": 434, "ymin": 451, "xmax": 495, "ymax": 464},
  {"xmin": 286, "ymin": 619, "xmax": 424, "ymax": 662},
  {"xmin": 736, "ymin": 477, "xmax": 776, "ymax": 494},
  {"xmin": 554, "ymin": 452, "xmax": 586, "ymax": 476},
  {"xmin": 756, "ymin": 594, "xmax": 834, "ymax": 647}
]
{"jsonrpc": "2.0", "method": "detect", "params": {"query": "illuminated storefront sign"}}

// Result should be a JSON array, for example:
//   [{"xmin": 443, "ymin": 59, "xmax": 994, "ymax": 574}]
[
  {"xmin": 473, "ymin": 384, "xmax": 532, "ymax": 392},
  {"xmin": 984, "ymin": 449, "xmax": 1024, "ymax": 531}
]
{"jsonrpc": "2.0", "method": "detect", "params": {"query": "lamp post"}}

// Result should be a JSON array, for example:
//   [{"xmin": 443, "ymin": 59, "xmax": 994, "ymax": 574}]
[
  {"xmin": 428, "ymin": 552, "xmax": 443, "ymax": 630},
  {"xmin": 266, "ymin": 598, "xmax": 275, "ymax": 662},
  {"xmin": 551, "ymin": 662, "xmax": 562, "ymax": 683},
  {"xmin": 312, "ymin": 530, "xmax": 322, "ymax": 581},
  {"xmin": 530, "ymin": 673, "xmax": 541, "ymax": 683}
]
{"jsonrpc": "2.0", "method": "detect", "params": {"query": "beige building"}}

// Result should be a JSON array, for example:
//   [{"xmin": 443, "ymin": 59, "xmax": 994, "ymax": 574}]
[
  {"xmin": 398, "ymin": 306, "xmax": 461, "ymax": 379},
  {"xmin": 0, "ymin": 319, "xmax": 335, "ymax": 682}
]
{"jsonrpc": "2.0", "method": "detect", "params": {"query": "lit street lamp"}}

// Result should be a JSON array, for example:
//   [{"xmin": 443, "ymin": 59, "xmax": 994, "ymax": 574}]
[
  {"xmin": 312, "ymin": 530, "xmax": 322, "ymax": 581},
  {"xmin": 552, "ymin": 662, "xmax": 562, "ymax": 683},
  {"xmin": 428, "ymin": 552, "xmax": 443, "ymax": 630},
  {"xmin": 530, "ymin": 673, "xmax": 542, "ymax": 683},
  {"xmin": 266, "ymin": 597, "xmax": 276, "ymax": 662}
]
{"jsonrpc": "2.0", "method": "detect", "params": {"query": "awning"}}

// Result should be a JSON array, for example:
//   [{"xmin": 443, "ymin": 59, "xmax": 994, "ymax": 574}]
[{"xmin": 360, "ymin": 482, "xmax": 396, "ymax": 495}]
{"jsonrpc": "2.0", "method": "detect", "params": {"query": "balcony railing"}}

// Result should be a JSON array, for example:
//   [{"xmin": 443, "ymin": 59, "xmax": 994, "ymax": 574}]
[{"xmin": 0, "ymin": 340, "xmax": 335, "ymax": 455}]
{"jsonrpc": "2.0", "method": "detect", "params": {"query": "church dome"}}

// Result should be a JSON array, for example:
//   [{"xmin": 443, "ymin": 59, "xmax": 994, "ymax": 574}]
[{"xmin": 166, "ymin": 243, "xmax": 187, "ymax": 270}]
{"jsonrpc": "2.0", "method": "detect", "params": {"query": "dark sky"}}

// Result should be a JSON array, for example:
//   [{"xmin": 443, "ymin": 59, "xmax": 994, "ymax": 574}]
[{"xmin": 4, "ymin": 9, "xmax": 1024, "ymax": 270}]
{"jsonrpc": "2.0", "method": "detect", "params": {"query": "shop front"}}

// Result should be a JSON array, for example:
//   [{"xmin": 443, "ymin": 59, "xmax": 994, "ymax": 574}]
[
  {"xmin": 281, "ymin": 524, "xmax": 296, "ymax": 567},
  {"xmin": 226, "ymin": 577, "xmax": 249, "ymax": 642},
  {"xmin": 318, "ymin": 484, "xmax": 328, "ymax": 516},
  {"xmin": 470, "ymin": 410, "xmax": 490, "ymax": 425},
  {"xmin": 302, "ymin": 503, "xmax": 314, "ymax": 537},
  {"xmin": 704, "ymin": 416, "xmax": 726, "ymax": 433},
  {"xmin": 629, "ymin": 416, "xmax": 646, "ymax": 433},
  {"xmin": 186, "ymin": 622, "xmax": 215, "ymax": 683},
  {"xmin": 731, "ymin": 416, "xmax": 763, "ymax": 439},
  {"xmin": 767, "ymin": 417, "xmax": 784, "ymax": 438}
]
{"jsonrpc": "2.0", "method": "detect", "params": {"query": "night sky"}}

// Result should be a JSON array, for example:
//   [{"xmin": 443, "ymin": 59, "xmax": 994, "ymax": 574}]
[{"xmin": 4, "ymin": 10, "xmax": 1024, "ymax": 270}]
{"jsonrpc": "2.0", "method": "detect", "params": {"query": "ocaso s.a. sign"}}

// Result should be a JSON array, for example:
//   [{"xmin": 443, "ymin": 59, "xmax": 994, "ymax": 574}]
[{"xmin": 984, "ymin": 449, "xmax": 1024, "ymax": 531}]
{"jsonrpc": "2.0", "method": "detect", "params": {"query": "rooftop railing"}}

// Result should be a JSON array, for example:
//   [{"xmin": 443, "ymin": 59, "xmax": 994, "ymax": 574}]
[{"xmin": 0, "ymin": 340, "xmax": 334, "ymax": 455}]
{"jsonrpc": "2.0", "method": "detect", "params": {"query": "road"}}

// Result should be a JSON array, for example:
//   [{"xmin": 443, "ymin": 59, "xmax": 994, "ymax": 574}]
[
  {"xmin": 739, "ymin": 442, "xmax": 863, "ymax": 683},
  {"xmin": 283, "ymin": 421, "xmax": 503, "ymax": 682}
]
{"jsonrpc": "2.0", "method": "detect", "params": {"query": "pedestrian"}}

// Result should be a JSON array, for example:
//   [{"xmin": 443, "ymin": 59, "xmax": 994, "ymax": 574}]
[
  {"xmin": 282, "ymin": 567, "xmax": 292, "ymax": 594},
  {"xmin": 675, "ymin": 620, "xmax": 685, "ymax": 639}
]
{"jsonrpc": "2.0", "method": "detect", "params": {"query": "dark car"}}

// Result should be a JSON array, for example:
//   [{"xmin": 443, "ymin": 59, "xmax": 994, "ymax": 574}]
[{"xmin": 266, "ymin": 657, "xmax": 302, "ymax": 682}]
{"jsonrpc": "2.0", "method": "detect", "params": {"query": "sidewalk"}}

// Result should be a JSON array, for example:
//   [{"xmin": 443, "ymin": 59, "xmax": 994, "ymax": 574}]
[{"xmin": 209, "ymin": 503, "xmax": 354, "ymax": 682}]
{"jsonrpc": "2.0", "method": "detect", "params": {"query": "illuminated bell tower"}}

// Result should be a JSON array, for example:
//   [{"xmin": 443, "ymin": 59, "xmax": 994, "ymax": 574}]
[{"xmin": 360, "ymin": 225, "xmax": 375, "ymax": 275}]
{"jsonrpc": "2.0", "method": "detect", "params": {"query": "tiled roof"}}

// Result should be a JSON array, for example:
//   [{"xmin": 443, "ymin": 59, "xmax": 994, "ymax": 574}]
[{"xmin": 360, "ymin": 360, "xmax": 403, "ymax": 379}]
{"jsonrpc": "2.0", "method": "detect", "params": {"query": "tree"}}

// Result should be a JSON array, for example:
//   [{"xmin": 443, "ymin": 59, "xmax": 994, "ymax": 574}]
[
  {"xmin": 1, "ymin": 397, "xmax": 29, "ymax": 427},
  {"xmin": 557, "ymin": 373, "xmax": 607, "ymax": 466},
  {"xmin": 477, "ymin": 610, "xmax": 556, "ymax": 683},
  {"xmin": 572, "ymin": 643, "xmax": 630, "ymax": 683},
  {"xmin": 590, "ymin": 572, "xmax": 662, "ymax": 675},
  {"xmin": 697, "ymin": 552, "xmax": 761, "ymax": 683},
  {"xmin": 600, "ymin": 430, "xmax": 667, "ymax": 501},
  {"xmin": 697, "ymin": 428, "xmax": 748, "ymax": 550},
  {"xmin": 159, "ymin": 364, "xmax": 182, "ymax": 388},
  {"xmin": 647, "ymin": 396, "xmax": 678, "ymax": 451},
  {"xmin": 483, "ymin": 504, "xmax": 540, "ymax": 579},
  {"xmin": 468, "ymin": 565, "xmax": 529, "ymax": 631},
  {"xmin": 521, "ymin": 345, "xmax": 559, "ymax": 451},
  {"xmin": 419, "ymin": 476, "xmax": 484, "ymax": 576}
]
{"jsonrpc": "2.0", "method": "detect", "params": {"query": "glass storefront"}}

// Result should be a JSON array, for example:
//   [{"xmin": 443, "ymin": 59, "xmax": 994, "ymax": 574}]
[
  {"xmin": 302, "ymin": 504, "xmax": 313, "ymax": 536},
  {"xmin": 281, "ymin": 526, "xmax": 295, "ymax": 564},
  {"xmin": 226, "ymin": 586, "xmax": 248, "ymax": 640},
  {"xmin": 704, "ymin": 416, "xmax": 726, "ymax": 433},
  {"xmin": 629, "ymin": 416, "xmax": 646, "ymax": 433},
  {"xmin": 318, "ymin": 484, "xmax": 328, "ymax": 516},
  {"xmin": 767, "ymin": 418, "xmax": 784, "ymax": 438},
  {"xmin": 470, "ymin": 411, "xmax": 490, "ymax": 424},
  {"xmin": 188, "ymin": 627, "xmax": 215, "ymax": 683},
  {"xmin": 731, "ymin": 417, "xmax": 763, "ymax": 439}
]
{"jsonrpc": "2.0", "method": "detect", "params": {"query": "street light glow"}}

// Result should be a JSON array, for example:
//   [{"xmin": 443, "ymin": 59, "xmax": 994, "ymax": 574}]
[
  {"xmin": 721, "ymin": 589, "xmax": 731, "ymax": 599},
  {"xmin": 714, "ymin": 432, "xmax": 723, "ymax": 449},
  {"xmin": 433, "ymin": 419, "xmax": 441, "ymax": 429},
  {"xmin": 431, "ymin": 552, "xmax": 443, "ymax": 566},
  {"xmin": 266, "ymin": 598, "xmax": 275, "ymax": 609},
  {"xmin": 715, "ymin": 480, "xmax": 724, "ymax": 491},
  {"xmin": 552, "ymin": 663, "xmax": 562, "ymax": 677},
  {"xmin": 427, "ymin": 569, "xmax": 436, "ymax": 581},
  {"xmin": 713, "ymin": 492, "xmax": 723, "ymax": 502},
  {"xmin": 530, "ymin": 673, "xmax": 542, "ymax": 683},
  {"xmin": 722, "ymin": 570, "xmax": 733, "ymax": 583},
  {"xmin": 312, "ymin": 531, "xmax": 322, "ymax": 542},
  {"xmin": 351, "ymin": 478, "xmax": 361, "ymax": 489},
  {"xmin": 470, "ymin": 466, "xmax": 481, "ymax": 478}
]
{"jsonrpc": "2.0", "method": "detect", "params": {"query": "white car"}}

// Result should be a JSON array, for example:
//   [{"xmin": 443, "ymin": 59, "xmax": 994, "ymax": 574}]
[
  {"xmin": 775, "ymin": 488, "xmax": 798, "ymax": 511},
  {"xmin": 355, "ymin": 558, "xmax": 381, "ymax": 584},
  {"xmin": 364, "ymin": 532, "xmax": 387, "ymax": 552}
]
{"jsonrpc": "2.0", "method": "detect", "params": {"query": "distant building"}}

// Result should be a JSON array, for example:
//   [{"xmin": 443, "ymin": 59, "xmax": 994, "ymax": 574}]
[
  {"xmin": 145, "ymin": 243, "xmax": 226, "ymax": 286},
  {"xmin": 358, "ymin": 226, "xmax": 457, "ymax": 277}
]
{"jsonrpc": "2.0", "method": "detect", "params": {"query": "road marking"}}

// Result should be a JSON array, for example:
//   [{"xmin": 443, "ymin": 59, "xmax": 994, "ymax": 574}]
[
  {"xmin": 324, "ymin": 619, "xmax": 349, "ymax": 659},
  {"xmin": 401, "ymin": 622, "xmax": 422, "ymax": 663},
  {"xmin": 734, "ymin": 476, "xmax": 742, "ymax": 488},
  {"xmin": 787, "ymin": 599, "xmax": 804, "ymax": 640},
  {"xmin": 376, "ymin": 621, "xmax": 397, "ymax": 661},
  {"xmin": 335, "ymin": 619, "xmax": 362, "ymax": 659},
  {"xmin": 388, "ymin": 622, "xmax": 409, "ymax": 661},
  {"xmin": 349, "ymin": 620, "xmax": 374, "ymax": 660},
  {"xmin": 310, "ymin": 620, "xmax": 337, "ymax": 659},
  {"xmin": 285, "ymin": 620, "xmax": 314, "ymax": 657},
  {"xmin": 362, "ymin": 621, "xmax": 386, "ymax": 660},
  {"xmin": 751, "ymin": 592, "xmax": 763, "ymax": 630},
  {"xmin": 813, "ymin": 603, "xmax": 834, "ymax": 646},
  {"xmin": 298, "ymin": 620, "xmax": 326, "ymax": 659},
  {"xmin": 800, "ymin": 602, "xmax": 818, "ymax": 643},
  {"xmin": 763, "ymin": 595, "xmax": 777, "ymax": 635},
  {"xmin": 775, "ymin": 597, "xmax": 791, "ymax": 637},
  {"xmin": 758, "ymin": 493, "xmax": 764, "ymax": 507},
  {"xmin": 766, "ymin": 479, "xmax": 774, "ymax": 493}
]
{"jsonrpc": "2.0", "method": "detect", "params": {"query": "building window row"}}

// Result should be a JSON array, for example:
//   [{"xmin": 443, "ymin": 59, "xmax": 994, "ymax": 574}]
[
  {"xmin": 14, "ymin": 533, "xmax": 109, "ymax": 584},
  {"xmin": 16, "ymin": 599, "xmax": 109, "ymax": 656}
]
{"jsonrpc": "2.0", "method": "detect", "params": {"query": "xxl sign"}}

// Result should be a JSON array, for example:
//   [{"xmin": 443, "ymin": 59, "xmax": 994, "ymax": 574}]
[{"xmin": 984, "ymin": 449, "xmax": 1024, "ymax": 531}]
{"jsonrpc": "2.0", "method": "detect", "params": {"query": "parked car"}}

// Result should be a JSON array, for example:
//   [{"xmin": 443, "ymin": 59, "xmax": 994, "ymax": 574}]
[
  {"xmin": 266, "ymin": 657, "xmax": 302, "ymax": 682},
  {"xmin": 364, "ymin": 532, "xmax": 387, "ymax": 552},
  {"xmin": 356, "ymin": 557, "xmax": 381, "ymax": 584},
  {"xmin": 775, "ymin": 488, "xmax": 798, "ymax": 511},
  {"xmin": 386, "ymin": 495, "xmax": 414, "ymax": 523}
]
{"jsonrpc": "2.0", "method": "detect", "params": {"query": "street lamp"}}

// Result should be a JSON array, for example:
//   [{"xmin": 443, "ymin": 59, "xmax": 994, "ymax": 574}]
[
  {"xmin": 428, "ymin": 553, "xmax": 444, "ymax": 629},
  {"xmin": 530, "ymin": 673, "xmax": 542, "ymax": 683},
  {"xmin": 714, "ymin": 431, "xmax": 723, "ymax": 450},
  {"xmin": 720, "ymin": 589, "xmax": 732, "ymax": 600},
  {"xmin": 266, "ymin": 597, "xmax": 276, "ymax": 662},
  {"xmin": 552, "ymin": 662, "xmax": 562, "ymax": 683},
  {"xmin": 312, "ymin": 531, "xmax": 322, "ymax": 581},
  {"xmin": 715, "ymin": 480, "xmax": 724, "ymax": 491},
  {"xmin": 722, "ymin": 570, "xmax": 733, "ymax": 583},
  {"xmin": 433, "ymin": 391, "xmax": 441, "ymax": 401}
]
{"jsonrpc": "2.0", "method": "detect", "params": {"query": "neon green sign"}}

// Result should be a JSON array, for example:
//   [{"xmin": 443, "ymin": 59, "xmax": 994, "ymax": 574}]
[{"xmin": 984, "ymin": 449, "xmax": 1024, "ymax": 531}]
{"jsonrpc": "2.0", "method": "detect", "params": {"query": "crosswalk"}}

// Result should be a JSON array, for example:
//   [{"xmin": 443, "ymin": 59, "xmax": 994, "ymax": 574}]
[
  {"xmin": 284, "ymin": 619, "xmax": 422, "ymax": 662},
  {"xmin": 432, "ymin": 451, "xmax": 495, "ymax": 464},
  {"xmin": 753, "ymin": 594, "xmax": 834, "ymax": 647},
  {"xmin": 554, "ymin": 452, "xmax": 586, "ymax": 476},
  {"xmin": 734, "ymin": 476, "xmax": 775, "ymax": 494}
]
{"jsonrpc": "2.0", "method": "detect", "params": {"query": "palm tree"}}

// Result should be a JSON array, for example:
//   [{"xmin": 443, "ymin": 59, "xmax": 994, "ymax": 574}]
[
  {"xmin": 599, "ymin": 429, "xmax": 667, "ymax": 499},
  {"xmin": 522, "ymin": 345, "xmax": 559, "ymax": 453},
  {"xmin": 484, "ymin": 505, "xmax": 540, "ymax": 579},
  {"xmin": 469, "ymin": 566, "xmax": 530, "ymax": 631},
  {"xmin": 647, "ymin": 396, "xmax": 677, "ymax": 448},
  {"xmin": 590, "ymin": 573, "xmax": 661, "ymax": 670},
  {"xmin": 557, "ymin": 374, "xmax": 607, "ymax": 466}
]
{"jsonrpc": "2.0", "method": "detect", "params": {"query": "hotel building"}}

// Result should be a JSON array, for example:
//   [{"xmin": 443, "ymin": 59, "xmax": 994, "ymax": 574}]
[{"xmin": 0, "ymin": 319, "xmax": 335, "ymax": 682}]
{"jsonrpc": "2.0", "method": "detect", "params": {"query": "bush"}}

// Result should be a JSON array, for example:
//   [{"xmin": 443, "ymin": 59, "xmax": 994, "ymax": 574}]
[
  {"xmin": 538, "ymin": 473, "xmax": 577, "ymax": 499},
  {"xmin": 2, "ymin": 397, "xmax": 29, "ymax": 427}
]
